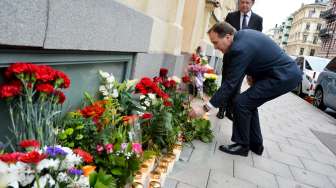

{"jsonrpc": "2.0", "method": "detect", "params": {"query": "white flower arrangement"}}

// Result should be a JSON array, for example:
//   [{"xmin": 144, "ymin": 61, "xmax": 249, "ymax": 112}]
[
  {"xmin": 98, "ymin": 70, "xmax": 119, "ymax": 99},
  {"xmin": 0, "ymin": 145, "xmax": 91, "ymax": 188}
]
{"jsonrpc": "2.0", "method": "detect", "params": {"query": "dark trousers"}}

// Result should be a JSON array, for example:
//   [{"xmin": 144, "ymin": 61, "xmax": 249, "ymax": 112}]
[{"xmin": 231, "ymin": 77, "xmax": 300, "ymax": 146}]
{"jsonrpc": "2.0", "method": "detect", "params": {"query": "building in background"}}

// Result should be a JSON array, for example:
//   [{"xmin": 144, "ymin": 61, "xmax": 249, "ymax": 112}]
[
  {"xmin": 318, "ymin": 0, "xmax": 336, "ymax": 58},
  {"xmin": 286, "ymin": 2, "xmax": 327, "ymax": 56}
]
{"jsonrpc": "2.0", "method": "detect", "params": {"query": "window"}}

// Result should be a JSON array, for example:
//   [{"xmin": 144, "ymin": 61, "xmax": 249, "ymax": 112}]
[
  {"xmin": 308, "ymin": 10, "xmax": 315, "ymax": 17},
  {"xmin": 306, "ymin": 23, "xmax": 310, "ymax": 30},
  {"xmin": 326, "ymin": 57, "xmax": 336, "ymax": 73},
  {"xmin": 305, "ymin": 60, "xmax": 313, "ymax": 70},
  {"xmin": 316, "ymin": 23, "xmax": 322, "ymax": 31},
  {"xmin": 310, "ymin": 49, "xmax": 315, "ymax": 56},
  {"xmin": 303, "ymin": 35, "xmax": 308, "ymax": 42},
  {"xmin": 299, "ymin": 48, "xmax": 305, "ymax": 55},
  {"xmin": 313, "ymin": 36, "xmax": 318, "ymax": 44}
]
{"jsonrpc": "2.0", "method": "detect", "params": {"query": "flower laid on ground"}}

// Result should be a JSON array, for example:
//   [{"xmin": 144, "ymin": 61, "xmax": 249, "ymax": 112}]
[{"xmin": 0, "ymin": 62, "xmax": 70, "ymax": 148}]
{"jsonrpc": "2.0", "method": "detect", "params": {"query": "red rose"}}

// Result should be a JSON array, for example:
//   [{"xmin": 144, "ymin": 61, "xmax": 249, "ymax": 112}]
[
  {"xmin": 0, "ymin": 152, "xmax": 23, "ymax": 163},
  {"xmin": 19, "ymin": 151, "xmax": 47, "ymax": 164},
  {"xmin": 54, "ymin": 70, "xmax": 70, "ymax": 88},
  {"xmin": 123, "ymin": 115, "xmax": 138, "ymax": 123},
  {"xmin": 191, "ymin": 54, "xmax": 201, "ymax": 64},
  {"xmin": 182, "ymin": 75, "xmax": 191, "ymax": 83},
  {"xmin": 74, "ymin": 148, "xmax": 93, "ymax": 163},
  {"xmin": 0, "ymin": 81, "xmax": 22, "ymax": 99},
  {"xmin": 19, "ymin": 139, "xmax": 40, "ymax": 149},
  {"xmin": 153, "ymin": 76, "xmax": 163, "ymax": 84},
  {"xmin": 141, "ymin": 113, "xmax": 153, "ymax": 120},
  {"xmin": 54, "ymin": 90, "xmax": 66, "ymax": 104},
  {"xmin": 35, "ymin": 65, "xmax": 56, "ymax": 82},
  {"xmin": 159, "ymin": 68, "xmax": 168, "ymax": 78},
  {"xmin": 35, "ymin": 83, "xmax": 54, "ymax": 94}
]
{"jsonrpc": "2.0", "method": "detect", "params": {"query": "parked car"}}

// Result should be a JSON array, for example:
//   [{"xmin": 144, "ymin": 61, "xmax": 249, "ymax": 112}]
[
  {"xmin": 294, "ymin": 56, "xmax": 330, "ymax": 96},
  {"xmin": 289, "ymin": 55, "xmax": 297, "ymax": 60},
  {"xmin": 313, "ymin": 57, "xmax": 336, "ymax": 111}
]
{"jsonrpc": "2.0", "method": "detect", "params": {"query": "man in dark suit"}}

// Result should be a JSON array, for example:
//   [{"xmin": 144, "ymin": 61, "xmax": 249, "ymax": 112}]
[
  {"xmin": 190, "ymin": 22, "xmax": 302, "ymax": 157},
  {"xmin": 217, "ymin": 0, "xmax": 263, "ymax": 119}
]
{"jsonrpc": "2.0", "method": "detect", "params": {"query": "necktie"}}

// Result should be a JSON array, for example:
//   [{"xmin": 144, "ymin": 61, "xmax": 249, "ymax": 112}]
[{"xmin": 242, "ymin": 14, "xmax": 248, "ymax": 29}]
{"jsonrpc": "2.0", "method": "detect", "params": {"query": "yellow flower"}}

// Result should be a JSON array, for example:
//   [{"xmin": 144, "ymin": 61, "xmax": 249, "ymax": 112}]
[{"xmin": 204, "ymin": 73, "xmax": 217, "ymax": 80}]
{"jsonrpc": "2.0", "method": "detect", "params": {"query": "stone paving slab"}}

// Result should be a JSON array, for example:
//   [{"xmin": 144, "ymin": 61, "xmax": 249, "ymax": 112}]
[{"xmin": 165, "ymin": 89, "xmax": 336, "ymax": 188}]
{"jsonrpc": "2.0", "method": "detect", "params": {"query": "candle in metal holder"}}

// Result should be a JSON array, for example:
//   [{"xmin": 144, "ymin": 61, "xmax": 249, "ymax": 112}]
[
  {"xmin": 149, "ymin": 171, "xmax": 161, "ymax": 182},
  {"xmin": 148, "ymin": 180, "xmax": 161, "ymax": 188},
  {"xmin": 139, "ymin": 164, "xmax": 149, "ymax": 175},
  {"xmin": 132, "ymin": 182, "xmax": 144, "ymax": 188}
]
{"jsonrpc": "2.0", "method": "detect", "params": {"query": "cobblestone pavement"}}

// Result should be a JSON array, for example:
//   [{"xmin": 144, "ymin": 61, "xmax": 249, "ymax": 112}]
[{"xmin": 165, "ymin": 86, "xmax": 336, "ymax": 188}]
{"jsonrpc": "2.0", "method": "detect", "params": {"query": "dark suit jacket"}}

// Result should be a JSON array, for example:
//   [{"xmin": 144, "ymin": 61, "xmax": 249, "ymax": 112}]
[
  {"xmin": 210, "ymin": 30, "xmax": 302, "ymax": 108},
  {"xmin": 225, "ymin": 11, "xmax": 263, "ymax": 32}
]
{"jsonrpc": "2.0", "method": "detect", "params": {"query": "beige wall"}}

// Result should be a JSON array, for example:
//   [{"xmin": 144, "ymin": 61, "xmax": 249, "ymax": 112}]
[
  {"xmin": 286, "ymin": 4, "xmax": 327, "ymax": 56},
  {"xmin": 116, "ymin": 0, "xmax": 237, "ymax": 57}
]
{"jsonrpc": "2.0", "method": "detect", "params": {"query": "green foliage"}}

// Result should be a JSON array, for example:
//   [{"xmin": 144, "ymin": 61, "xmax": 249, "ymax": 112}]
[
  {"xmin": 89, "ymin": 169, "xmax": 117, "ymax": 188},
  {"xmin": 192, "ymin": 118, "xmax": 214, "ymax": 143},
  {"xmin": 58, "ymin": 112, "xmax": 98, "ymax": 151}
]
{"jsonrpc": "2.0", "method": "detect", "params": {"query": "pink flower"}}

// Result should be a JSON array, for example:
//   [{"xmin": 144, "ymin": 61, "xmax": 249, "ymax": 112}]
[
  {"xmin": 96, "ymin": 145, "xmax": 104, "ymax": 155},
  {"xmin": 132, "ymin": 143, "xmax": 143, "ymax": 154},
  {"xmin": 105, "ymin": 144, "xmax": 114, "ymax": 154}
]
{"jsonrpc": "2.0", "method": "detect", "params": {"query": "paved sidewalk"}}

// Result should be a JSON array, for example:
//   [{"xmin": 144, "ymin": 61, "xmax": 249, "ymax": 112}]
[{"xmin": 165, "ymin": 91, "xmax": 336, "ymax": 188}]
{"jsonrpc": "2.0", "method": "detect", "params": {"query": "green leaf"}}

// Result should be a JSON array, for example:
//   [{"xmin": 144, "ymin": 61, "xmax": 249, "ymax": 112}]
[
  {"xmin": 75, "ymin": 134, "xmax": 84, "ymax": 140},
  {"xmin": 111, "ymin": 168, "xmax": 123, "ymax": 175},
  {"xmin": 65, "ymin": 128, "xmax": 74, "ymax": 135},
  {"xmin": 58, "ymin": 133, "xmax": 67, "ymax": 140},
  {"xmin": 89, "ymin": 171, "xmax": 98, "ymax": 186}
]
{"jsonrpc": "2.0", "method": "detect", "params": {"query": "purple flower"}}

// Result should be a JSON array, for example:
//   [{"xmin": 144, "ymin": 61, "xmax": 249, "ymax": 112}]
[
  {"xmin": 46, "ymin": 146, "xmax": 68, "ymax": 157},
  {"xmin": 68, "ymin": 168, "xmax": 83, "ymax": 175},
  {"xmin": 121, "ymin": 143, "xmax": 128, "ymax": 150}
]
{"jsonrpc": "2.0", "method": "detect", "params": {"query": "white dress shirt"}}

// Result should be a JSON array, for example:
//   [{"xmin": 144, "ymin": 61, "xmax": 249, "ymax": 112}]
[{"xmin": 240, "ymin": 11, "xmax": 252, "ymax": 30}]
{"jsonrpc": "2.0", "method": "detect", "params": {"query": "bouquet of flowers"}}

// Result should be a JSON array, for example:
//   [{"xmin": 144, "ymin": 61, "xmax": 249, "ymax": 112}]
[
  {"xmin": 0, "ymin": 63, "xmax": 70, "ymax": 148},
  {"xmin": 0, "ymin": 139, "xmax": 93, "ymax": 188},
  {"xmin": 203, "ymin": 73, "xmax": 218, "ymax": 96},
  {"xmin": 187, "ymin": 54, "xmax": 214, "ymax": 98}
]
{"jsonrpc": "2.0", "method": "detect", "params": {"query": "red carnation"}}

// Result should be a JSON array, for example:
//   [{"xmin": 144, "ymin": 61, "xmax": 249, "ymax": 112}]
[
  {"xmin": 0, "ymin": 152, "xmax": 23, "ymax": 163},
  {"xmin": 54, "ymin": 90, "xmax": 66, "ymax": 104},
  {"xmin": 74, "ymin": 148, "xmax": 93, "ymax": 163},
  {"xmin": 141, "ymin": 113, "xmax": 153, "ymax": 120},
  {"xmin": 35, "ymin": 83, "xmax": 54, "ymax": 94},
  {"xmin": 19, "ymin": 139, "xmax": 40, "ymax": 149},
  {"xmin": 0, "ymin": 81, "xmax": 22, "ymax": 99},
  {"xmin": 55, "ymin": 70, "xmax": 70, "ymax": 88},
  {"xmin": 19, "ymin": 150, "xmax": 47, "ymax": 164},
  {"xmin": 35, "ymin": 65, "xmax": 56, "ymax": 82},
  {"xmin": 159, "ymin": 68, "xmax": 168, "ymax": 78},
  {"xmin": 182, "ymin": 75, "xmax": 191, "ymax": 83},
  {"xmin": 4, "ymin": 62, "xmax": 38, "ymax": 79}
]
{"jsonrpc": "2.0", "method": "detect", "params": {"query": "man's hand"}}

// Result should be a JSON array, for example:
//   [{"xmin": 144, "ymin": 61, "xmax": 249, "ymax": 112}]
[
  {"xmin": 246, "ymin": 75, "xmax": 255, "ymax": 86},
  {"xmin": 189, "ymin": 103, "xmax": 206, "ymax": 118}
]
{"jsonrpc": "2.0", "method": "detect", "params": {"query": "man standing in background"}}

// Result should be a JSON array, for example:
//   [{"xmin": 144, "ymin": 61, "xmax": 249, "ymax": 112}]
[{"xmin": 217, "ymin": 0, "xmax": 263, "ymax": 119}]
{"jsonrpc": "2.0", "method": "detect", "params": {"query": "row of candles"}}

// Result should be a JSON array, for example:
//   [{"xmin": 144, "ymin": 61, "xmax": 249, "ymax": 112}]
[{"xmin": 132, "ymin": 144, "xmax": 183, "ymax": 188}]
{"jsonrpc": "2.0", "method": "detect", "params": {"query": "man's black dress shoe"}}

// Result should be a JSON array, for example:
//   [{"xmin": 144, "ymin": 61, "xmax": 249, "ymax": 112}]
[
  {"xmin": 218, "ymin": 144, "xmax": 249, "ymax": 157},
  {"xmin": 250, "ymin": 144, "xmax": 264, "ymax": 155}
]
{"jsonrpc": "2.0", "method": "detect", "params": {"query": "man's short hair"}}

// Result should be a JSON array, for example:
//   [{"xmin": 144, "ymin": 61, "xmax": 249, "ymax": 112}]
[{"xmin": 207, "ymin": 22, "xmax": 237, "ymax": 38}]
